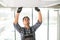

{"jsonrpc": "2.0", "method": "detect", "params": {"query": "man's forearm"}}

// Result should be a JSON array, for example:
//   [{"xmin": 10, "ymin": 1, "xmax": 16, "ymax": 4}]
[
  {"xmin": 13, "ymin": 13, "xmax": 20, "ymax": 24},
  {"xmin": 38, "ymin": 11, "xmax": 42, "ymax": 23}
]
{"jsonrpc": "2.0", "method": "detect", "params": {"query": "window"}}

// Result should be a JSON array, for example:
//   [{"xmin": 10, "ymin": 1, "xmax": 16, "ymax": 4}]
[
  {"xmin": 0, "ymin": 8, "xmax": 15, "ymax": 40},
  {"xmin": 49, "ymin": 8, "xmax": 59, "ymax": 40},
  {"xmin": 0, "ymin": 8, "xmax": 59, "ymax": 40}
]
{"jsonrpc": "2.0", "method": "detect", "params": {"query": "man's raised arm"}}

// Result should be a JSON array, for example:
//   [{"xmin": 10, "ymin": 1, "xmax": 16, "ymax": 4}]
[
  {"xmin": 35, "ymin": 7, "xmax": 42, "ymax": 23},
  {"xmin": 13, "ymin": 7, "xmax": 22, "ymax": 24},
  {"xmin": 13, "ymin": 7, "xmax": 23, "ymax": 33},
  {"xmin": 32, "ymin": 7, "xmax": 42, "ymax": 31}
]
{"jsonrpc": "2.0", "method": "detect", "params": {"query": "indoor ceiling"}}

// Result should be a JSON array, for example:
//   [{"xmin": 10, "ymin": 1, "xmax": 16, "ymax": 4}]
[{"xmin": 0, "ymin": 0, "xmax": 60, "ymax": 8}]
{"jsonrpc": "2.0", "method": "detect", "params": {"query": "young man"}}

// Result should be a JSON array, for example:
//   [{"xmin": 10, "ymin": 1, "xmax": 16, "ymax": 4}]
[{"xmin": 13, "ymin": 7, "xmax": 42, "ymax": 40}]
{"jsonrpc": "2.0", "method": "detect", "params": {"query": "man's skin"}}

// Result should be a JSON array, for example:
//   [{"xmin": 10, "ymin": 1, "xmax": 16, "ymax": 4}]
[
  {"xmin": 13, "ymin": 8, "xmax": 42, "ymax": 29},
  {"xmin": 13, "ymin": 7, "xmax": 42, "ymax": 40}
]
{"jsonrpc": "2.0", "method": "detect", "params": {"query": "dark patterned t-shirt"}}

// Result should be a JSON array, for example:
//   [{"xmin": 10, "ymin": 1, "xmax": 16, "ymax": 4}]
[{"xmin": 13, "ymin": 21, "xmax": 42, "ymax": 40}]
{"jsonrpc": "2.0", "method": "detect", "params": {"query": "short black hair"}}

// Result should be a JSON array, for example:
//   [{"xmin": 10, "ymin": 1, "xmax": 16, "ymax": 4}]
[{"xmin": 23, "ymin": 16, "xmax": 30, "ymax": 21}]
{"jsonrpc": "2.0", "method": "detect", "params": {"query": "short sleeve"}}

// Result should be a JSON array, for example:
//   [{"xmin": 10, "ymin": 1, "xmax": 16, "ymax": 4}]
[
  {"xmin": 13, "ymin": 23, "xmax": 23, "ymax": 33},
  {"xmin": 32, "ymin": 20, "xmax": 42, "ymax": 31}
]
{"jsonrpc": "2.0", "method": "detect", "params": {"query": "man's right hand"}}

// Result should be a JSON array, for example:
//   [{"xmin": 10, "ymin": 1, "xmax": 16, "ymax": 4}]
[
  {"xmin": 35, "ymin": 7, "xmax": 40, "ymax": 12},
  {"xmin": 17, "ymin": 7, "xmax": 23, "ymax": 13}
]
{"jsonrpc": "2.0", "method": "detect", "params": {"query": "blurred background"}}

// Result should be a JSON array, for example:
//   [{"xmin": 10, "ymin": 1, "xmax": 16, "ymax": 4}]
[
  {"xmin": 0, "ymin": 8, "xmax": 60, "ymax": 40},
  {"xmin": 0, "ymin": 0, "xmax": 60, "ymax": 40}
]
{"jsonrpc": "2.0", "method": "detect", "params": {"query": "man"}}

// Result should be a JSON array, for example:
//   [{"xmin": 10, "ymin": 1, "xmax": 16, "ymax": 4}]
[{"xmin": 13, "ymin": 7, "xmax": 42, "ymax": 40}]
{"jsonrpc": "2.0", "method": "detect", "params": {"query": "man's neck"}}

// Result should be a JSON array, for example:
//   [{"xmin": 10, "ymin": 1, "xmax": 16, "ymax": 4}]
[{"xmin": 25, "ymin": 25, "xmax": 30, "ymax": 29}]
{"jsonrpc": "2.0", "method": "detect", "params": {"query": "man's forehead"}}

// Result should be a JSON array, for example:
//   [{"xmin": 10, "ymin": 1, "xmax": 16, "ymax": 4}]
[{"xmin": 24, "ymin": 18, "xmax": 29, "ymax": 19}]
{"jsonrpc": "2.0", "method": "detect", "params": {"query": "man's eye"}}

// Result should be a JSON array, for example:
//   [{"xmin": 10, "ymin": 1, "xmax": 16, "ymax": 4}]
[
  {"xmin": 25, "ymin": 19, "xmax": 26, "ymax": 20},
  {"xmin": 24, "ymin": 19, "xmax": 26, "ymax": 20}
]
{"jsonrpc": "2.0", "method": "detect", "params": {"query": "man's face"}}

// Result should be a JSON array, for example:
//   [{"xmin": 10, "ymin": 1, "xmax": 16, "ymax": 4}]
[{"xmin": 23, "ymin": 18, "xmax": 30, "ymax": 25}]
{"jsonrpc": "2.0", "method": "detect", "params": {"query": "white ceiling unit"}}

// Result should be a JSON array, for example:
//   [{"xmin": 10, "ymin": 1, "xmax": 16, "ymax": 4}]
[{"xmin": 0, "ymin": 0, "xmax": 60, "ymax": 7}]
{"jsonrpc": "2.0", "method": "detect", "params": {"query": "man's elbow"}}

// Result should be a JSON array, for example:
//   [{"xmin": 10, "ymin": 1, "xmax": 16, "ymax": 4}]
[
  {"xmin": 40, "ymin": 21, "xmax": 42, "ymax": 24},
  {"xmin": 38, "ymin": 20, "xmax": 42, "ymax": 24},
  {"xmin": 13, "ymin": 21, "xmax": 18, "ymax": 25}
]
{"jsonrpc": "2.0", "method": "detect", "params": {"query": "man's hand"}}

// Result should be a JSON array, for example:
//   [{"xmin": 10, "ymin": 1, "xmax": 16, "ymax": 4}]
[
  {"xmin": 17, "ymin": 7, "xmax": 23, "ymax": 13},
  {"xmin": 35, "ymin": 7, "xmax": 40, "ymax": 12}
]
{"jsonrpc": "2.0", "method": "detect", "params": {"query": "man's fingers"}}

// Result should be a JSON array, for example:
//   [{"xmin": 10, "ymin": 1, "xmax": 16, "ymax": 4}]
[
  {"xmin": 35, "ymin": 7, "xmax": 40, "ymax": 12},
  {"xmin": 17, "ymin": 7, "xmax": 23, "ymax": 13}
]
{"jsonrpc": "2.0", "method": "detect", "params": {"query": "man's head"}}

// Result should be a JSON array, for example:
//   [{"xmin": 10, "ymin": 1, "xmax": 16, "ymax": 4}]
[{"xmin": 23, "ymin": 16, "xmax": 30, "ymax": 27}]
